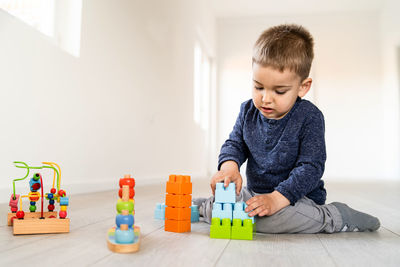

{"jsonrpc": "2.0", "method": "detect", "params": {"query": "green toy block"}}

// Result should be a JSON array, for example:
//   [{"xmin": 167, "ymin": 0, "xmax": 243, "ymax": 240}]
[
  {"xmin": 231, "ymin": 219, "xmax": 253, "ymax": 240},
  {"xmin": 210, "ymin": 217, "xmax": 231, "ymax": 239}
]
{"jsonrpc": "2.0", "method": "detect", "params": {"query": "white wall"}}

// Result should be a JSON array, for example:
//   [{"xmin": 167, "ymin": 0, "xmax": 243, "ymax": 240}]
[
  {"xmin": 217, "ymin": 10, "xmax": 398, "ymax": 181},
  {"xmin": 380, "ymin": 0, "xmax": 400, "ymax": 181},
  {"xmin": 0, "ymin": 0, "xmax": 216, "ymax": 202}
]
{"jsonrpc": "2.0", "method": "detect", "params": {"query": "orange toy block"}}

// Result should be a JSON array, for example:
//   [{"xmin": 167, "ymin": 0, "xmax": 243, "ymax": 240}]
[
  {"xmin": 166, "ymin": 175, "xmax": 192, "ymax": 195},
  {"xmin": 165, "ymin": 207, "xmax": 191, "ymax": 221},
  {"xmin": 165, "ymin": 193, "xmax": 192, "ymax": 208},
  {"xmin": 165, "ymin": 219, "xmax": 191, "ymax": 233}
]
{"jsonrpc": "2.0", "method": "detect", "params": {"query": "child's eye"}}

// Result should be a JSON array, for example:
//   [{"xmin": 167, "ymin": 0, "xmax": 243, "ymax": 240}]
[
  {"xmin": 254, "ymin": 86, "xmax": 263, "ymax": 90},
  {"xmin": 276, "ymin": 91, "xmax": 286, "ymax": 95}
]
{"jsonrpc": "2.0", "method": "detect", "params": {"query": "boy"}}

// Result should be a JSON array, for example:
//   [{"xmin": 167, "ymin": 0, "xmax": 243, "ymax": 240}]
[{"xmin": 194, "ymin": 24, "xmax": 380, "ymax": 233}]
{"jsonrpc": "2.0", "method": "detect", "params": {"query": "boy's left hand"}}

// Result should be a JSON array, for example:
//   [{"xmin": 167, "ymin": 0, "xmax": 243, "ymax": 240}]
[{"xmin": 245, "ymin": 190, "xmax": 290, "ymax": 217}]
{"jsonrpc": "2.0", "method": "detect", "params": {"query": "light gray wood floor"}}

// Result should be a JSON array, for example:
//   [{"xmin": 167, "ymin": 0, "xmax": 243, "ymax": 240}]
[{"xmin": 0, "ymin": 179, "xmax": 399, "ymax": 267}]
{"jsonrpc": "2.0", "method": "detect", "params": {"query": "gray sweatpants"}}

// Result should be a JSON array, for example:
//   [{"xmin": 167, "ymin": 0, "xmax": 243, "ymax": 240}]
[{"xmin": 201, "ymin": 187, "xmax": 343, "ymax": 234}]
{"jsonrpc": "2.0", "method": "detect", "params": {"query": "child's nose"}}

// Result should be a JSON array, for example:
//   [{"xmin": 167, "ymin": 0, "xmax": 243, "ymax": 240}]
[{"xmin": 262, "ymin": 91, "xmax": 272, "ymax": 103}]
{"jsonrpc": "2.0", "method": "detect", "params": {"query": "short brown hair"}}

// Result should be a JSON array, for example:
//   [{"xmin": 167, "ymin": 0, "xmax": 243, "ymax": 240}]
[{"xmin": 252, "ymin": 24, "xmax": 314, "ymax": 81}]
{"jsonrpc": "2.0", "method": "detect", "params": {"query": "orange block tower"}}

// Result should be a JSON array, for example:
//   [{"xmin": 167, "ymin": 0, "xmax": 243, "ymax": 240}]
[{"xmin": 164, "ymin": 174, "xmax": 192, "ymax": 233}]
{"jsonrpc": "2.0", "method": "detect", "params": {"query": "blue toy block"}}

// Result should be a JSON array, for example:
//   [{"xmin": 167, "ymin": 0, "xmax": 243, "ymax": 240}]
[
  {"xmin": 212, "ymin": 202, "xmax": 233, "ymax": 220},
  {"xmin": 214, "ymin": 183, "xmax": 236, "ymax": 204},
  {"xmin": 154, "ymin": 203, "xmax": 166, "ymax": 220},
  {"xmin": 191, "ymin": 205, "xmax": 200, "ymax": 222},
  {"xmin": 233, "ymin": 202, "xmax": 254, "ymax": 224}
]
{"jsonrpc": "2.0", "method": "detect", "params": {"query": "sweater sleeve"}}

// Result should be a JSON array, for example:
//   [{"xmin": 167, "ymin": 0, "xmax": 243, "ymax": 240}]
[
  {"xmin": 275, "ymin": 112, "xmax": 326, "ymax": 205},
  {"xmin": 218, "ymin": 102, "xmax": 249, "ymax": 170}
]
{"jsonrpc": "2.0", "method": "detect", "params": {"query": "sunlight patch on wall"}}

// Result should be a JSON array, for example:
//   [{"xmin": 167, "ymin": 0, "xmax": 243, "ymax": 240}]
[
  {"xmin": 193, "ymin": 42, "xmax": 211, "ymax": 131},
  {"xmin": 0, "ymin": 0, "xmax": 82, "ymax": 57}
]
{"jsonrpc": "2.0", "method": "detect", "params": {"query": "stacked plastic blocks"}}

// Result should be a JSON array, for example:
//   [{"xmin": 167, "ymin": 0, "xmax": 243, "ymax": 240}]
[
  {"xmin": 164, "ymin": 175, "xmax": 192, "ymax": 233},
  {"xmin": 210, "ymin": 183, "xmax": 254, "ymax": 240}
]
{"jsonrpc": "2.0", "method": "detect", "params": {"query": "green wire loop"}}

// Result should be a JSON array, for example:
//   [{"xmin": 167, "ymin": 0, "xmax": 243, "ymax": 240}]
[{"xmin": 12, "ymin": 161, "xmax": 60, "ymax": 199}]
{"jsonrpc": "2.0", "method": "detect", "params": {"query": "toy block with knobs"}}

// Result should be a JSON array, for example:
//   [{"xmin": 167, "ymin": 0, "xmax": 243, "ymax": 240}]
[
  {"xmin": 210, "ymin": 183, "xmax": 254, "ymax": 240},
  {"xmin": 164, "ymin": 174, "xmax": 192, "ymax": 233},
  {"xmin": 191, "ymin": 205, "xmax": 199, "ymax": 222},
  {"xmin": 107, "ymin": 174, "xmax": 140, "ymax": 253},
  {"xmin": 154, "ymin": 203, "xmax": 166, "ymax": 220},
  {"xmin": 7, "ymin": 161, "xmax": 70, "ymax": 235}
]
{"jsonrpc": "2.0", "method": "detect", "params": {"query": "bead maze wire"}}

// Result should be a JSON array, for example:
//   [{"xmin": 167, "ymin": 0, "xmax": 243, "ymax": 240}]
[{"xmin": 12, "ymin": 161, "xmax": 61, "ymax": 199}]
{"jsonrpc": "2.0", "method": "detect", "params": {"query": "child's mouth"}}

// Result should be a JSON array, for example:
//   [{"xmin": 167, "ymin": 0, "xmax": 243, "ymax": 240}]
[{"xmin": 261, "ymin": 107, "xmax": 274, "ymax": 113}]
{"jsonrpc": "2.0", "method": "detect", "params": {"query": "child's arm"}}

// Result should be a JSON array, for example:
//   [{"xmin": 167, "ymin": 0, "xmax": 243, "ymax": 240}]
[
  {"xmin": 273, "ymin": 112, "xmax": 326, "ymax": 206},
  {"xmin": 213, "ymin": 101, "xmax": 251, "ymax": 195},
  {"xmin": 210, "ymin": 160, "xmax": 243, "ymax": 195}
]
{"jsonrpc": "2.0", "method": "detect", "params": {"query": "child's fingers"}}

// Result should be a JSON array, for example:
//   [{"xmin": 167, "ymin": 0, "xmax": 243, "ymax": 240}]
[
  {"xmin": 235, "ymin": 179, "xmax": 242, "ymax": 195},
  {"xmin": 245, "ymin": 197, "xmax": 259, "ymax": 214},
  {"xmin": 223, "ymin": 177, "xmax": 232, "ymax": 188},
  {"xmin": 210, "ymin": 173, "xmax": 225, "ymax": 195}
]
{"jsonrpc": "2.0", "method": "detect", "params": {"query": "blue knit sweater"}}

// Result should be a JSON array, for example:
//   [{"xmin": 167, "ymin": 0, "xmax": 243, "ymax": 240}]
[{"xmin": 218, "ymin": 97, "xmax": 327, "ymax": 205}]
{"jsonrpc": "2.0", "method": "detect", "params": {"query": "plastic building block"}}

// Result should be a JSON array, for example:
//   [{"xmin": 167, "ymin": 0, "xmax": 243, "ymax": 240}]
[
  {"xmin": 210, "ymin": 217, "xmax": 231, "ymax": 239},
  {"xmin": 166, "ymin": 175, "xmax": 192, "ymax": 195},
  {"xmin": 154, "ymin": 203, "xmax": 166, "ymax": 220},
  {"xmin": 214, "ymin": 183, "xmax": 235, "ymax": 204},
  {"xmin": 165, "ymin": 193, "xmax": 192, "ymax": 207},
  {"xmin": 231, "ymin": 219, "xmax": 253, "ymax": 240},
  {"xmin": 165, "ymin": 219, "xmax": 191, "ymax": 233},
  {"xmin": 212, "ymin": 203, "xmax": 233, "ymax": 220},
  {"xmin": 233, "ymin": 202, "xmax": 255, "ymax": 224},
  {"xmin": 165, "ymin": 207, "xmax": 191, "ymax": 221},
  {"xmin": 191, "ymin": 205, "xmax": 199, "ymax": 222}
]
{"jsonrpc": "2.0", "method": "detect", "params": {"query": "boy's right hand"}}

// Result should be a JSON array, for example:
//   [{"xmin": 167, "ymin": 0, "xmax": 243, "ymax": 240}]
[{"xmin": 210, "ymin": 160, "xmax": 242, "ymax": 195}]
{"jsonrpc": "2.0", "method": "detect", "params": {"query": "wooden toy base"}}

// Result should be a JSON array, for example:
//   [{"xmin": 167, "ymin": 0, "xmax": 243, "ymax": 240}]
[
  {"xmin": 107, "ymin": 226, "xmax": 140, "ymax": 253},
  {"xmin": 7, "ymin": 211, "xmax": 57, "ymax": 226},
  {"xmin": 12, "ymin": 217, "xmax": 70, "ymax": 235}
]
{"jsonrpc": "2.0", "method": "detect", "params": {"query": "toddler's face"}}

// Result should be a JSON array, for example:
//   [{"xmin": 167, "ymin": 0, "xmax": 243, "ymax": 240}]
[{"xmin": 252, "ymin": 63, "xmax": 311, "ymax": 120}]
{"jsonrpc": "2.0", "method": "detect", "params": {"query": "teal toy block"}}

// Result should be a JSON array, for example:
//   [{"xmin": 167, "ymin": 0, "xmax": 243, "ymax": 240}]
[
  {"xmin": 191, "ymin": 205, "xmax": 200, "ymax": 222},
  {"xmin": 212, "ymin": 202, "xmax": 233, "ymax": 220},
  {"xmin": 233, "ymin": 202, "xmax": 254, "ymax": 224},
  {"xmin": 231, "ymin": 219, "xmax": 253, "ymax": 240},
  {"xmin": 215, "ymin": 183, "xmax": 235, "ymax": 204},
  {"xmin": 210, "ymin": 217, "xmax": 231, "ymax": 239},
  {"xmin": 154, "ymin": 203, "xmax": 166, "ymax": 220}
]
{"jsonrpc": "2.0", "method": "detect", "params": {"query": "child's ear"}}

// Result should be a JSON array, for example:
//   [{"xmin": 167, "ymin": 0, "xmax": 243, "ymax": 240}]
[{"xmin": 298, "ymin": 78, "xmax": 312, "ymax": 98}]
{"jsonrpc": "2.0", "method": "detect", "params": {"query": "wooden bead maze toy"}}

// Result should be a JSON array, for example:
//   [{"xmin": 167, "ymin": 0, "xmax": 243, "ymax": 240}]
[
  {"xmin": 107, "ymin": 174, "xmax": 141, "ymax": 253},
  {"xmin": 8, "ymin": 161, "xmax": 70, "ymax": 235}
]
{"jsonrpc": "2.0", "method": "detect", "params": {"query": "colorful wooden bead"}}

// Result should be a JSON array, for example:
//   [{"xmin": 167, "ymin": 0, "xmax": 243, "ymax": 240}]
[
  {"xmin": 29, "ymin": 205, "xmax": 36, "ymax": 212},
  {"xmin": 50, "ymin": 188, "xmax": 56, "ymax": 194},
  {"xmin": 116, "ymin": 200, "xmax": 134, "ymax": 214},
  {"xmin": 115, "ymin": 228, "xmax": 134, "ymax": 244},
  {"xmin": 47, "ymin": 193, "xmax": 54, "ymax": 199},
  {"xmin": 60, "ymin": 205, "xmax": 67, "ymax": 211},
  {"xmin": 116, "ymin": 214, "xmax": 134, "ymax": 228},
  {"xmin": 60, "ymin": 197, "xmax": 69, "ymax": 206},
  {"xmin": 16, "ymin": 210, "xmax": 25, "ymax": 219},
  {"xmin": 30, "ymin": 181, "xmax": 41, "ymax": 192},
  {"xmin": 30, "ymin": 201, "xmax": 36, "ymax": 205},
  {"xmin": 119, "ymin": 177, "xmax": 135, "ymax": 188},
  {"xmin": 33, "ymin": 173, "xmax": 41, "ymax": 181},
  {"xmin": 48, "ymin": 204, "xmax": 55, "ymax": 211},
  {"xmin": 28, "ymin": 192, "xmax": 40, "ymax": 201},
  {"xmin": 59, "ymin": 211, "xmax": 67, "ymax": 218},
  {"xmin": 58, "ymin": 189, "xmax": 66, "ymax": 197},
  {"xmin": 9, "ymin": 194, "xmax": 20, "ymax": 209}
]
